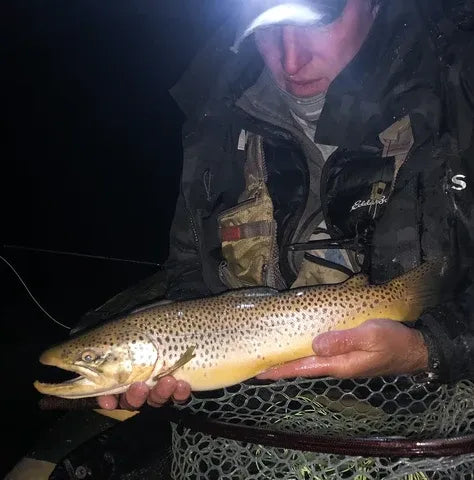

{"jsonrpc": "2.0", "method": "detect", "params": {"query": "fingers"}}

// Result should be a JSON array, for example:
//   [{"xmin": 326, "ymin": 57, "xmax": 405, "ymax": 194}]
[
  {"xmin": 320, "ymin": 351, "xmax": 382, "ymax": 378},
  {"xmin": 256, "ymin": 355, "xmax": 336, "ymax": 380},
  {"xmin": 96, "ymin": 378, "xmax": 192, "ymax": 411},
  {"xmin": 97, "ymin": 395, "xmax": 119, "ymax": 410},
  {"xmin": 173, "ymin": 380, "xmax": 192, "ymax": 403},
  {"xmin": 148, "ymin": 376, "xmax": 192, "ymax": 407},
  {"xmin": 256, "ymin": 351, "xmax": 382, "ymax": 380},
  {"xmin": 148, "ymin": 376, "xmax": 177, "ymax": 407},
  {"xmin": 96, "ymin": 386, "xmax": 149, "ymax": 411},
  {"xmin": 120, "ymin": 382, "xmax": 150, "ymax": 410}
]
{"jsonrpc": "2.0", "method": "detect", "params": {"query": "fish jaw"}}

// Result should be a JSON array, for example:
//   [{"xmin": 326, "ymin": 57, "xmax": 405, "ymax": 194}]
[
  {"xmin": 33, "ymin": 377, "xmax": 113, "ymax": 399},
  {"xmin": 33, "ymin": 348, "xmax": 128, "ymax": 399},
  {"xmin": 33, "ymin": 378, "xmax": 132, "ymax": 399},
  {"xmin": 34, "ymin": 335, "xmax": 160, "ymax": 399}
]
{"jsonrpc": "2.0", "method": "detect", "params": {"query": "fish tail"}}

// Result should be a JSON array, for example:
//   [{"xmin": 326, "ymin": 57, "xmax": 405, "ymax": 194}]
[{"xmin": 396, "ymin": 258, "xmax": 448, "ymax": 310}]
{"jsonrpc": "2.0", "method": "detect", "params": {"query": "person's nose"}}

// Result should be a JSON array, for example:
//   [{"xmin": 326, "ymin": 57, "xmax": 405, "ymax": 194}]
[{"xmin": 281, "ymin": 26, "xmax": 312, "ymax": 76}]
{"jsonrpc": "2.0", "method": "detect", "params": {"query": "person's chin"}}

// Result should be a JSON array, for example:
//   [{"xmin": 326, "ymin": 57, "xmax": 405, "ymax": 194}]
[{"xmin": 285, "ymin": 78, "xmax": 329, "ymax": 97}]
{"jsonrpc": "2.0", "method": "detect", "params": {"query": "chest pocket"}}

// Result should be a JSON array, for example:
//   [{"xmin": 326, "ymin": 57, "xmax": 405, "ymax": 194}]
[
  {"xmin": 323, "ymin": 116, "xmax": 415, "ymax": 239},
  {"xmin": 217, "ymin": 132, "xmax": 285, "ymax": 290}
]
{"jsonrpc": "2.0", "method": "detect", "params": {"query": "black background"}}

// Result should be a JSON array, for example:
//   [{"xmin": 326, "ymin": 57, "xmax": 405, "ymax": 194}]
[{"xmin": 1, "ymin": 1, "xmax": 236, "ymax": 476}]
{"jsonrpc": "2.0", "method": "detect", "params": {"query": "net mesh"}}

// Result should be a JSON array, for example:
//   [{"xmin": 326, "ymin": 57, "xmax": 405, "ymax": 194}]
[{"xmin": 170, "ymin": 376, "xmax": 474, "ymax": 480}]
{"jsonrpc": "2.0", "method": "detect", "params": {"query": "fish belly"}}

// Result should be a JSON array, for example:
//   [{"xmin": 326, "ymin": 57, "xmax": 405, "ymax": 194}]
[{"xmin": 173, "ymin": 339, "xmax": 315, "ymax": 391}]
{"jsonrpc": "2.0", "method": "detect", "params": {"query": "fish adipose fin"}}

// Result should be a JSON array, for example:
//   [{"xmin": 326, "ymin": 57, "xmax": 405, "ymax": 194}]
[{"xmin": 153, "ymin": 345, "xmax": 196, "ymax": 381}]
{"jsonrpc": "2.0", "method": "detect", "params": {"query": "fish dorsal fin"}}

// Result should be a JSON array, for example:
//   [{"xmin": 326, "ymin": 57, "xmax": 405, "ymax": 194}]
[
  {"xmin": 342, "ymin": 274, "xmax": 370, "ymax": 288},
  {"xmin": 222, "ymin": 287, "xmax": 279, "ymax": 298}
]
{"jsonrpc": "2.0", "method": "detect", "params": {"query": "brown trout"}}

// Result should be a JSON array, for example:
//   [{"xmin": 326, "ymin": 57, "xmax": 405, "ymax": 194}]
[{"xmin": 34, "ymin": 261, "xmax": 443, "ymax": 399}]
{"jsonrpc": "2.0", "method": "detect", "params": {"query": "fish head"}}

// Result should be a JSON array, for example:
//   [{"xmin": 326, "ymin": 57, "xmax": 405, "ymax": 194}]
[{"xmin": 34, "ymin": 322, "xmax": 162, "ymax": 399}]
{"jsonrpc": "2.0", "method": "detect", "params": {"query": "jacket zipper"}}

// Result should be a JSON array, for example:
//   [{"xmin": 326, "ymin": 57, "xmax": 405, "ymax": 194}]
[
  {"xmin": 184, "ymin": 201, "xmax": 200, "ymax": 253},
  {"xmin": 217, "ymin": 197, "xmax": 259, "ymax": 220}
]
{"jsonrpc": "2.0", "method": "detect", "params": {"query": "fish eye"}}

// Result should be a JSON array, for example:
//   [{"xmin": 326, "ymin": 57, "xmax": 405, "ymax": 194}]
[{"xmin": 81, "ymin": 351, "xmax": 98, "ymax": 363}]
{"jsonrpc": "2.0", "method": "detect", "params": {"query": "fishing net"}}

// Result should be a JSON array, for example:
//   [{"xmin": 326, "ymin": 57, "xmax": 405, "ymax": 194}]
[{"xmin": 169, "ymin": 376, "xmax": 474, "ymax": 480}]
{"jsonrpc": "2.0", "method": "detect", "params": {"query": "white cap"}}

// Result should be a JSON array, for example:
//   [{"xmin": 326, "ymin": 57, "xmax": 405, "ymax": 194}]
[{"xmin": 231, "ymin": 0, "xmax": 348, "ymax": 52}]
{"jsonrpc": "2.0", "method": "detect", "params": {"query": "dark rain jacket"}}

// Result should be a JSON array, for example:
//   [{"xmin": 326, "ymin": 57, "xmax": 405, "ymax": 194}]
[{"xmin": 78, "ymin": 0, "xmax": 474, "ymax": 384}]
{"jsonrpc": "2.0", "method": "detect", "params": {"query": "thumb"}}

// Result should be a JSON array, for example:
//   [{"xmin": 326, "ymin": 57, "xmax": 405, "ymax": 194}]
[{"xmin": 313, "ymin": 324, "xmax": 375, "ymax": 356}]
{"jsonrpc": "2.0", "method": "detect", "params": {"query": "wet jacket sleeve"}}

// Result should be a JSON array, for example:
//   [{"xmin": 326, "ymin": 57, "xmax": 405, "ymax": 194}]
[
  {"xmin": 414, "ymin": 49, "xmax": 474, "ymax": 384},
  {"xmin": 416, "ymin": 283, "xmax": 474, "ymax": 384}
]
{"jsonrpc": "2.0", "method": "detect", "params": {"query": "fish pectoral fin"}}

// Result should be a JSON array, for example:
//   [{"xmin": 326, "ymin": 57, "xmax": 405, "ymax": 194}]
[
  {"xmin": 222, "ymin": 287, "xmax": 279, "ymax": 298},
  {"xmin": 153, "ymin": 345, "xmax": 196, "ymax": 381}
]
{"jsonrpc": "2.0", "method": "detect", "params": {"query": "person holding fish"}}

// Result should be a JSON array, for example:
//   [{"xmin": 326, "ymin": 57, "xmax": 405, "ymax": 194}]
[{"xmin": 36, "ymin": 1, "xmax": 474, "ymax": 410}]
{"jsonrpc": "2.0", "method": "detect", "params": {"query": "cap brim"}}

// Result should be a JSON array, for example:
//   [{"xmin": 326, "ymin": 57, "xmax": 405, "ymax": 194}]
[{"xmin": 231, "ymin": 0, "xmax": 345, "ymax": 53}]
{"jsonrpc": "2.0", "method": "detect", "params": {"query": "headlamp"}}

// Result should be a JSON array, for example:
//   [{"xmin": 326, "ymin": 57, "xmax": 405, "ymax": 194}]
[{"xmin": 232, "ymin": 0, "xmax": 348, "ymax": 52}]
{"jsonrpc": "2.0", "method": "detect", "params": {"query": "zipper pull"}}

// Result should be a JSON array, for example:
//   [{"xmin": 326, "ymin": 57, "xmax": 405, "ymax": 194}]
[
  {"xmin": 369, "ymin": 181, "xmax": 387, "ymax": 218},
  {"xmin": 237, "ymin": 129, "xmax": 247, "ymax": 151}
]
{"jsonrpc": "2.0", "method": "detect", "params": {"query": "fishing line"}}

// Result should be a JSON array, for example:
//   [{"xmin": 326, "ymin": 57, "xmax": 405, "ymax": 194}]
[
  {"xmin": 3, "ymin": 244, "xmax": 162, "ymax": 267},
  {"xmin": 0, "ymin": 255, "xmax": 71, "ymax": 330}
]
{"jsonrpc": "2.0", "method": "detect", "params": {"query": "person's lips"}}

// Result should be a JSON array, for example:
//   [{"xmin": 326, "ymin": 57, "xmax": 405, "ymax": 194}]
[
  {"xmin": 284, "ymin": 77, "xmax": 329, "ymax": 96},
  {"xmin": 287, "ymin": 77, "xmax": 320, "ymax": 85}
]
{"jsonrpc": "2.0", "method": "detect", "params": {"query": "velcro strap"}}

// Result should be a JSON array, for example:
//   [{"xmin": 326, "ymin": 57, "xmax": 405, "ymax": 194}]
[{"xmin": 220, "ymin": 221, "xmax": 272, "ymax": 242}]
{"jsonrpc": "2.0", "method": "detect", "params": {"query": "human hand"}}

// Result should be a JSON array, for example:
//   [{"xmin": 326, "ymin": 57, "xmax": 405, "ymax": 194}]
[
  {"xmin": 257, "ymin": 319, "xmax": 429, "ymax": 380},
  {"xmin": 96, "ymin": 376, "xmax": 192, "ymax": 410}
]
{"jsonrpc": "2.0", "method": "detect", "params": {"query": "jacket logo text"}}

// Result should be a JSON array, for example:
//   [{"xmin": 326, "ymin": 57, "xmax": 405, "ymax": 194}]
[
  {"xmin": 451, "ymin": 174, "xmax": 467, "ymax": 191},
  {"xmin": 350, "ymin": 196, "xmax": 388, "ymax": 212}
]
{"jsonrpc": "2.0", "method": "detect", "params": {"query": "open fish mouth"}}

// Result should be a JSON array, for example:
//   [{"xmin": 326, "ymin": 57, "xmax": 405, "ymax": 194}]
[{"xmin": 33, "ymin": 351, "xmax": 110, "ymax": 399}]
